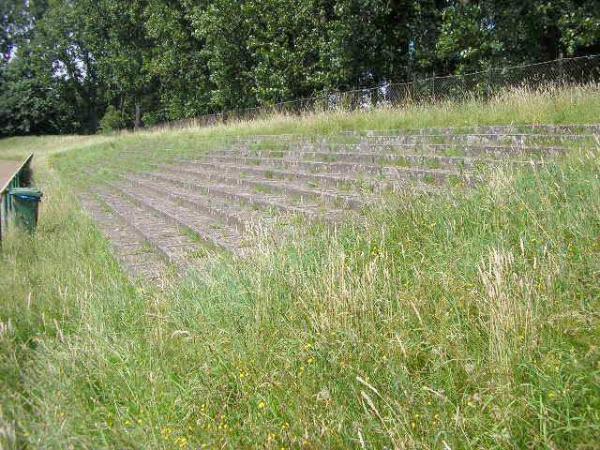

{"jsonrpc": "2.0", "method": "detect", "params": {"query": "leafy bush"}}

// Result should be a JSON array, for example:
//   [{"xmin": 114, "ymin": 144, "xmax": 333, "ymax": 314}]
[{"xmin": 99, "ymin": 105, "xmax": 126, "ymax": 133}]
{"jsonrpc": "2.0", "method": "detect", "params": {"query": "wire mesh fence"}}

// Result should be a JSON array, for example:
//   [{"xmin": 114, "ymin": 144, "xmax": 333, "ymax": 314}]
[{"xmin": 152, "ymin": 54, "xmax": 600, "ymax": 131}]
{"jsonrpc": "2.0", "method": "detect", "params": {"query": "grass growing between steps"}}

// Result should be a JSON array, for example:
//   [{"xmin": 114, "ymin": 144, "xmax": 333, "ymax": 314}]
[
  {"xmin": 0, "ymin": 86, "xmax": 599, "ymax": 448},
  {"xmin": 51, "ymin": 84, "xmax": 600, "ymax": 189},
  {"xmin": 1, "ymin": 150, "xmax": 599, "ymax": 449}
]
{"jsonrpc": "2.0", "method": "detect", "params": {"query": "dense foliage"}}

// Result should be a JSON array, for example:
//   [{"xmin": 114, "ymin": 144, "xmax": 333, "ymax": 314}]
[{"xmin": 1, "ymin": 0, "xmax": 598, "ymax": 136}]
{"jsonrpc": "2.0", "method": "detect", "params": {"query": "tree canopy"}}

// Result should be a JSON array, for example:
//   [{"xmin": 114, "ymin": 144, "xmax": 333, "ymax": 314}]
[{"xmin": 1, "ymin": 0, "xmax": 598, "ymax": 136}]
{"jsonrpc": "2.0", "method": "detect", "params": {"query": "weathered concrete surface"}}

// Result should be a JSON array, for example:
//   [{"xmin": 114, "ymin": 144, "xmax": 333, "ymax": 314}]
[{"xmin": 81, "ymin": 126, "xmax": 591, "ymax": 284}]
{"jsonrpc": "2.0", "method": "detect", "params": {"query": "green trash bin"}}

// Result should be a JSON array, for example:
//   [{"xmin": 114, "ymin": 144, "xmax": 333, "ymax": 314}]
[{"xmin": 9, "ymin": 187, "xmax": 43, "ymax": 233}]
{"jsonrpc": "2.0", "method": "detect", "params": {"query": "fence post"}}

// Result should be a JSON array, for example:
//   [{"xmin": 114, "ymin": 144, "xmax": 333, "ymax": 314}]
[{"xmin": 558, "ymin": 52, "xmax": 564, "ymax": 85}]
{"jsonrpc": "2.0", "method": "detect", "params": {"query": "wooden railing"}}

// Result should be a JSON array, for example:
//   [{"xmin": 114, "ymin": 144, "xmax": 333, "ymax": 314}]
[{"xmin": 0, "ymin": 154, "xmax": 34, "ymax": 242}]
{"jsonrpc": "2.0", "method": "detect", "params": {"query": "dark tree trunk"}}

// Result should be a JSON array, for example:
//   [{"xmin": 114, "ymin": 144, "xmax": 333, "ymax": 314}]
[{"xmin": 134, "ymin": 102, "xmax": 143, "ymax": 130}]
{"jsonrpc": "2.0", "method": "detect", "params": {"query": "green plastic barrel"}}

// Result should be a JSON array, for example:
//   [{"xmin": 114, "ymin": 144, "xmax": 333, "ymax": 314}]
[{"xmin": 9, "ymin": 187, "xmax": 43, "ymax": 233}]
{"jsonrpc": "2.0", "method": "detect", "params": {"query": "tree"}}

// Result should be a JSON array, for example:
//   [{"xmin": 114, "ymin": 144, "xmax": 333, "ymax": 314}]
[
  {"xmin": 143, "ymin": 0, "xmax": 212, "ymax": 122},
  {"xmin": 241, "ymin": 0, "xmax": 329, "ymax": 104},
  {"xmin": 189, "ymin": 0, "xmax": 257, "ymax": 111},
  {"xmin": 0, "ymin": 0, "xmax": 598, "ymax": 137},
  {"xmin": 90, "ymin": 0, "xmax": 155, "ymax": 129},
  {"xmin": 0, "ymin": 0, "xmax": 81, "ymax": 137},
  {"xmin": 0, "ymin": 48, "xmax": 79, "ymax": 136},
  {"xmin": 32, "ymin": 0, "xmax": 104, "ymax": 132},
  {"xmin": 436, "ymin": 0, "xmax": 600, "ymax": 73},
  {"xmin": 436, "ymin": 3, "xmax": 504, "ymax": 74}
]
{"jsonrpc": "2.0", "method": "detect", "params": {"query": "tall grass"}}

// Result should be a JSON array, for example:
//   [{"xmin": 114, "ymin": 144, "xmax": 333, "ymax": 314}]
[
  {"xmin": 145, "ymin": 83, "xmax": 600, "ymax": 136},
  {"xmin": 0, "ymin": 86, "xmax": 599, "ymax": 448},
  {"xmin": 46, "ymin": 84, "xmax": 600, "ymax": 191}
]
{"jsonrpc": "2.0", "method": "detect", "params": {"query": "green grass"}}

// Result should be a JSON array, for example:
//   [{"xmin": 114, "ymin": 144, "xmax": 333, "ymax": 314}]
[
  {"xmin": 1, "ymin": 85, "xmax": 599, "ymax": 448},
  {"xmin": 46, "ymin": 84, "xmax": 600, "ymax": 189}
]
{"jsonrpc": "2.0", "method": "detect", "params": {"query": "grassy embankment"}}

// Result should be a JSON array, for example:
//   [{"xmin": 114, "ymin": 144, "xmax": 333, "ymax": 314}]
[{"xmin": 1, "ymin": 86, "xmax": 599, "ymax": 448}]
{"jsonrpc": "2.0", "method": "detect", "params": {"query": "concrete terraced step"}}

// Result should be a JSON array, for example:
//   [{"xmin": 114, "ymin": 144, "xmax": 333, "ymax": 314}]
[
  {"xmin": 83, "ymin": 123, "xmax": 596, "ymax": 280},
  {"xmin": 199, "ymin": 155, "xmax": 473, "ymax": 186},
  {"xmin": 236, "ymin": 124, "xmax": 599, "ymax": 141},
  {"xmin": 206, "ymin": 149, "xmax": 546, "ymax": 170},
  {"xmin": 233, "ymin": 141, "xmax": 568, "ymax": 159},
  {"xmin": 79, "ymin": 194, "xmax": 170, "ymax": 281},
  {"xmin": 172, "ymin": 160, "xmax": 444, "ymax": 197},
  {"xmin": 359, "ymin": 124, "xmax": 600, "ymax": 136},
  {"xmin": 111, "ymin": 181, "xmax": 248, "ymax": 256},
  {"xmin": 161, "ymin": 164, "xmax": 369, "ymax": 209},
  {"xmin": 237, "ymin": 130, "xmax": 595, "ymax": 147},
  {"xmin": 142, "ymin": 169, "xmax": 351, "ymax": 220},
  {"xmin": 95, "ymin": 189, "xmax": 202, "ymax": 271},
  {"xmin": 357, "ymin": 133, "xmax": 593, "ymax": 147},
  {"xmin": 128, "ymin": 173, "xmax": 262, "ymax": 231}
]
